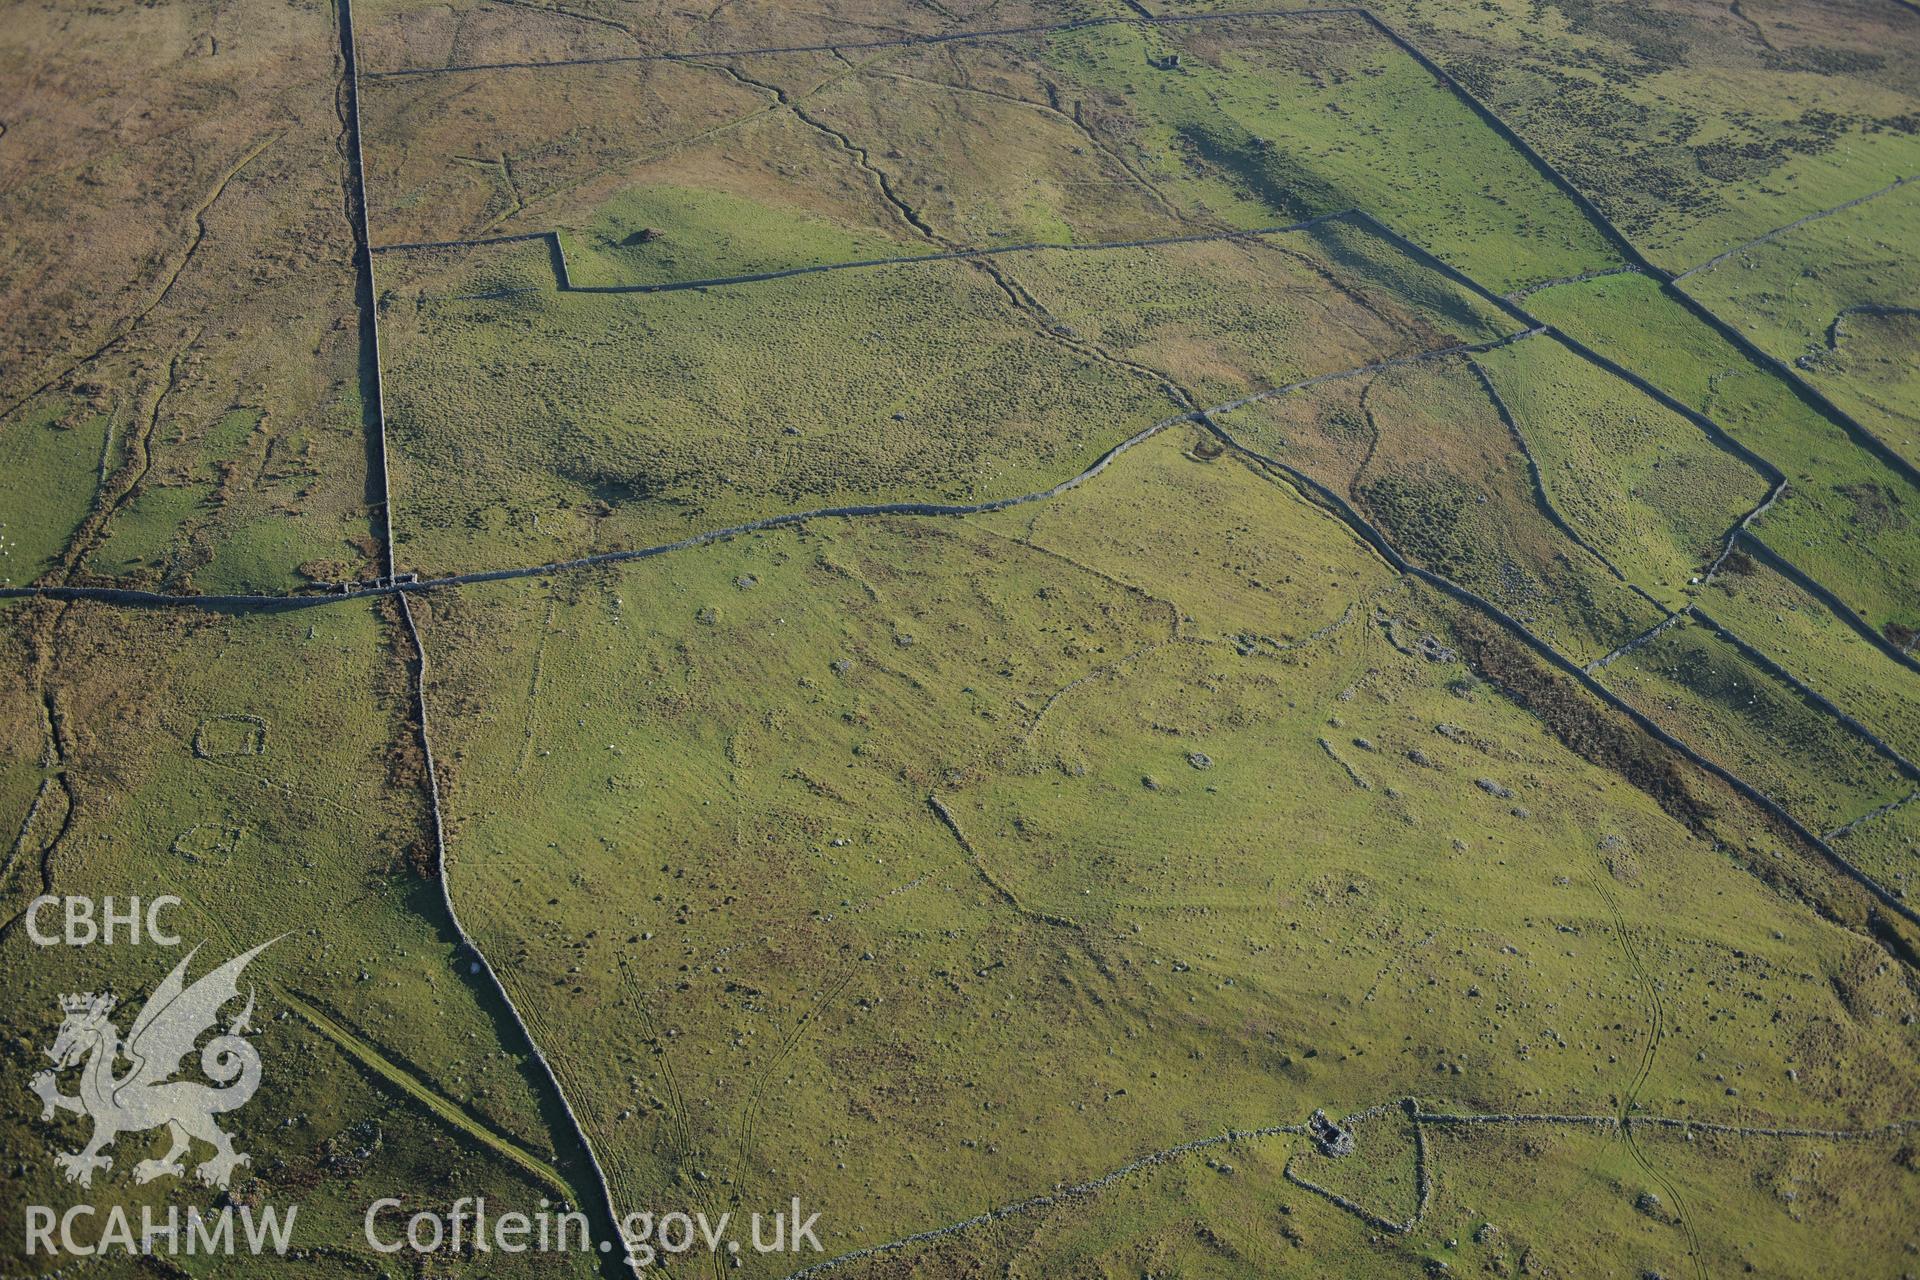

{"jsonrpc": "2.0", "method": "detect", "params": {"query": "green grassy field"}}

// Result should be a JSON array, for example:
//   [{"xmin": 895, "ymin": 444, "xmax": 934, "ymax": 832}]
[
  {"xmin": 0, "ymin": 599, "xmax": 600, "ymax": 1276},
  {"xmin": 1701, "ymin": 552, "xmax": 1920, "ymax": 770},
  {"xmin": 380, "ymin": 241, "xmax": 1177, "ymax": 575},
  {"xmin": 1681, "ymin": 180, "xmax": 1920, "ymax": 470},
  {"xmin": 9, "ymin": 2, "xmax": 1920, "ymax": 1275},
  {"xmin": 362, "ymin": 10, "xmax": 1626, "ymax": 296},
  {"xmin": 1204, "ymin": 351, "xmax": 1671, "ymax": 663},
  {"xmin": 1596, "ymin": 615, "xmax": 1910, "ymax": 832},
  {"xmin": 0, "ymin": 0, "xmax": 384, "ymax": 599},
  {"xmin": 411, "ymin": 428, "xmax": 1920, "ymax": 1276},
  {"xmin": 561, "ymin": 177, "xmax": 910, "ymax": 289},
  {"xmin": 1473, "ymin": 333, "xmax": 1769, "ymax": 609},
  {"xmin": 825, "ymin": 1113, "xmax": 1920, "ymax": 1278},
  {"xmin": 1830, "ymin": 800, "xmax": 1919, "ymax": 907},
  {"xmin": 1038, "ymin": 12, "xmax": 1624, "ymax": 292},
  {"xmin": 1146, "ymin": 0, "xmax": 1920, "ymax": 273},
  {"xmin": 1526, "ymin": 272, "xmax": 1920, "ymax": 642},
  {"xmin": 972, "ymin": 216, "xmax": 1514, "ymax": 404},
  {"xmin": 0, "ymin": 398, "xmax": 108, "ymax": 588},
  {"xmin": 378, "ymin": 215, "xmax": 1514, "ymax": 578},
  {"xmin": 977, "ymin": 430, "xmax": 1385, "ymax": 646}
]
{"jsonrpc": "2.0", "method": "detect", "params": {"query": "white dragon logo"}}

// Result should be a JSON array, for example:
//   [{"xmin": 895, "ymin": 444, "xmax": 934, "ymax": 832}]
[{"xmin": 30, "ymin": 940, "xmax": 275, "ymax": 1189}]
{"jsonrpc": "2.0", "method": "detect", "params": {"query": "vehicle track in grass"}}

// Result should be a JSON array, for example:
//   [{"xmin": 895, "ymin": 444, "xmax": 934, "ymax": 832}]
[
  {"xmin": 616, "ymin": 956, "xmax": 700, "ymax": 1168},
  {"xmin": 1592, "ymin": 872, "xmax": 1705, "ymax": 1280},
  {"xmin": 730, "ymin": 965, "xmax": 859, "ymax": 1204}
]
